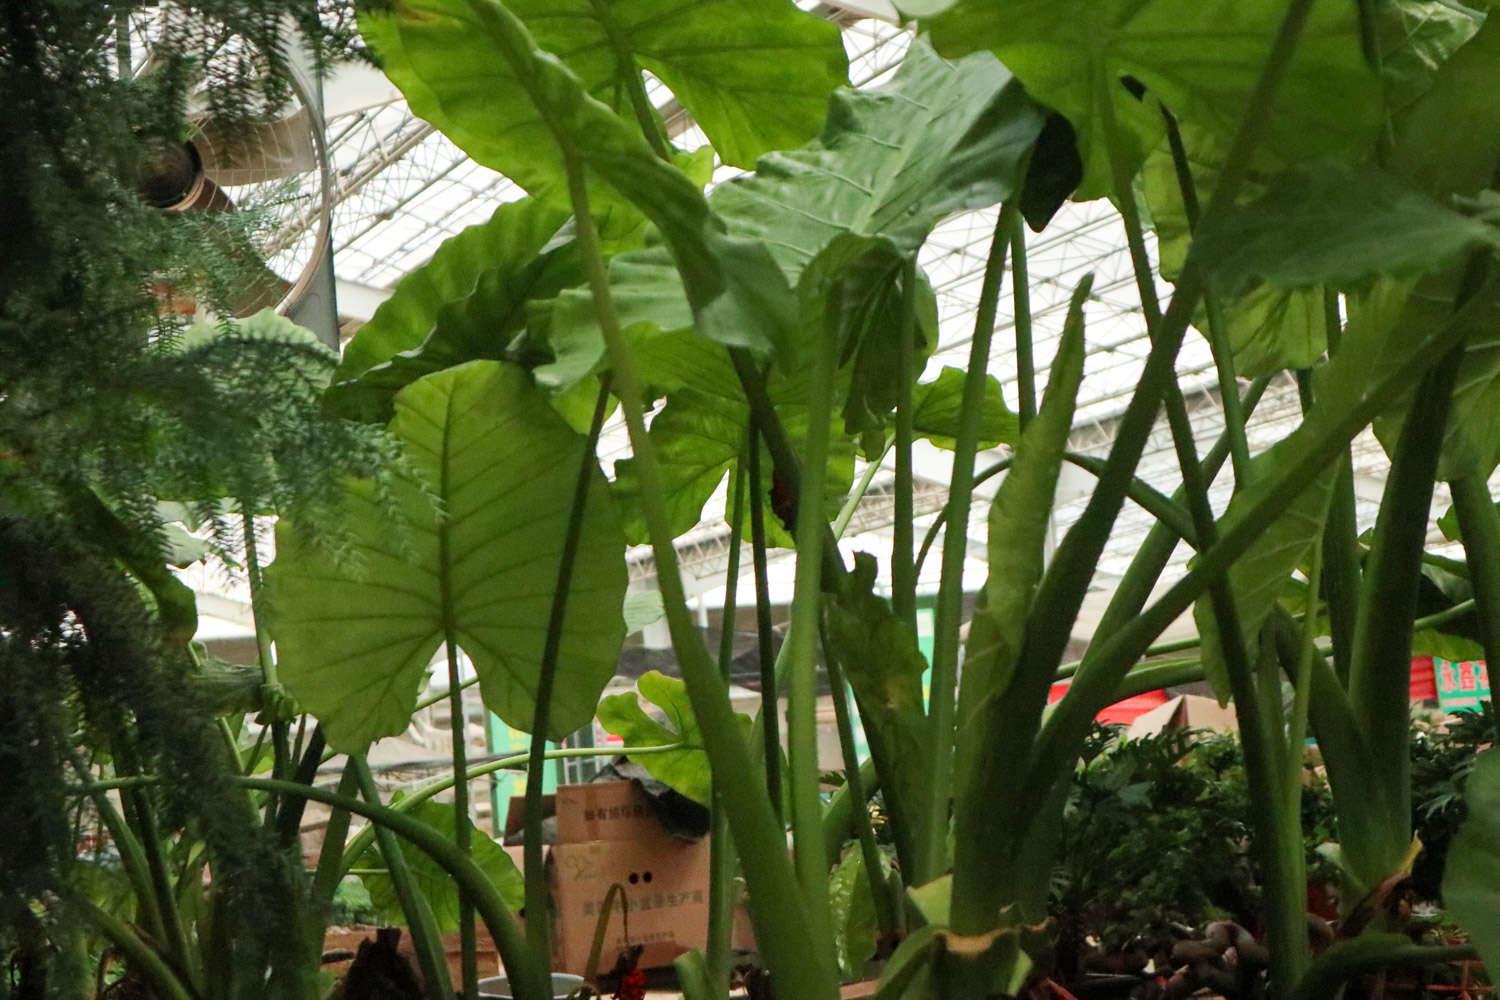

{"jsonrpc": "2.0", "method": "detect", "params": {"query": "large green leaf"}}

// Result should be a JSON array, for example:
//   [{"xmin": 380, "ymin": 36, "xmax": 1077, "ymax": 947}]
[
  {"xmin": 914, "ymin": 0, "xmax": 1380, "ymax": 199},
  {"xmin": 595, "ymin": 670, "xmax": 750, "ymax": 805},
  {"xmin": 509, "ymin": 0, "xmax": 847, "ymax": 168},
  {"xmin": 1195, "ymin": 161, "xmax": 1500, "ymax": 295},
  {"xmin": 267, "ymin": 360, "xmax": 627, "ymax": 751},
  {"xmin": 710, "ymin": 40, "xmax": 1045, "ymax": 282},
  {"xmin": 361, "ymin": 0, "xmax": 794, "ymax": 358},
  {"xmin": 1443, "ymin": 749, "xmax": 1500, "ymax": 972},
  {"xmin": 335, "ymin": 197, "xmax": 568, "ymax": 383},
  {"xmin": 1376, "ymin": 0, "xmax": 1484, "ymax": 115},
  {"xmin": 1391, "ymin": 15, "xmax": 1500, "ymax": 200},
  {"xmin": 825, "ymin": 552, "xmax": 933, "ymax": 878},
  {"xmin": 607, "ymin": 340, "xmax": 857, "ymax": 548},
  {"xmin": 355, "ymin": 797, "xmax": 524, "ymax": 933},
  {"xmin": 327, "ymin": 198, "xmax": 579, "ymax": 423},
  {"xmin": 542, "ymin": 39, "xmax": 1042, "ymax": 387}
]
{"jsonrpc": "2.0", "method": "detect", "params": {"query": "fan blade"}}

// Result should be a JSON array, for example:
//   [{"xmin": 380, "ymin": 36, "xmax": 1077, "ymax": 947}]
[{"xmin": 196, "ymin": 108, "xmax": 317, "ymax": 184}]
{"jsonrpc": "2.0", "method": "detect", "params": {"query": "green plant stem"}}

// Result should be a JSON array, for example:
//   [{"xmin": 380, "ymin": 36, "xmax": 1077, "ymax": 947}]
[
  {"xmin": 1160, "ymin": 108, "xmax": 1251, "ymax": 486},
  {"xmin": 253, "ymin": 771, "xmax": 548, "ymax": 999},
  {"xmin": 1449, "ymin": 472, "xmax": 1500, "ymax": 743},
  {"xmin": 784, "ymin": 277, "xmax": 838, "ymax": 950},
  {"xmin": 445, "ymin": 641, "xmax": 477, "ymax": 1000},
  {"xmin": 1287, "ymin": 544, "xmax": 1323, "ymax": 817},
  {"xmin": 309, "ymin": 761, "xmax": 361, "ymax": 950},
  {"xmin": 242, "ymin": 509, "xmax": 291, "ymax": 826},
  {"xmin": 1291, "ymin": 941, "xmax": 1477, "ymax": 1000},
  {"xmin": 565, "ymin": 152, "xmax": 838, "ymax": 998},
  {"xmin": 835, "ymin": 440, "xmax": 894, "ymax": 539},
  {"xmin": 922, "ymin": 199, "xmax": 1019, "ymax": 883},
  {"xmin": 353, "ymin": 756, "xmax": 454, "ymax": 1000},
  {"xmin": 1348, "ymin": 344, "xmax": 1465, "ymax": 847},
  {"xmin": 72, "ymin": 894, "xmax": 197, "ymax": 1000},
  {"xmin": 893, "ymin": 257, "xmax": 918, "ymax": 630},
  {"xmin": 118, "ymin": 767, "xmax": 199, "ymax": 993},
  {"xmin": 523, "ymin": 376, "xmax": 611, "ymax": 967},
  {"xmin": 1012, "ymin": 224, "xmax": 1036, "ymax": 429},
  {"xmin": 916, "ymin": 450, "xmax": 1197, "ymax": 578},
  {"xmin": 984, "ymin": 6, "xmax": 1324, "ymax": 936},
  {"xmin": 617, "ymin": 47, "xmax": 671, "ymax": 160},
  {"xmin": 821, "ymin": 620, "xmax": 899, "ymax": 939},
  {"xmin": 747, "ymin": 413, "xmax": 784, "ymax": 819},
  {"xmin": 708, "ymin": 459, "xmax": 747, "ymax": 1000},
  {"xmin": 66, "ymin": 751, "xmax": 163, "ymax": 948},
  {"xmin": 1316, "ymin": 290, "xmax": 1362, "ymax": 683},
  {"xmin": 1111, "ymin": 87, "xmax": 1305, "ymax": 996},
  {"xmin": 730, "ymin": 351, "xmax": 848, "ymax": 588},
  {"xmin": 1028, "ymin": 285, "xmax": 1494, "ymax": 846}
]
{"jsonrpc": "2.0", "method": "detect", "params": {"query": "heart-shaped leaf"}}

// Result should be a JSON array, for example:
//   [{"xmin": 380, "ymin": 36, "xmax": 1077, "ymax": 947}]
[{"xmin": 268, "ymin": 360, "xmax": 627, "ymax": 751}]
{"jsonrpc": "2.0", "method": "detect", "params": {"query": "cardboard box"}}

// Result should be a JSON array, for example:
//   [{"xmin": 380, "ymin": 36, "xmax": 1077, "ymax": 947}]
[
  {"xmin": 550, "ymin": 828, "xmax": 712, "ymax": 972},
  {"xmin": 1126, "ymin": 693, "xmax": 1238, "ymax": 739},
  {"xmin": 506, "ymin": 781, "xmax": 717, "ymax": 974},
  {"xmin": 555, "ymin": 780, "xmax": 662, "ymax": 845}
]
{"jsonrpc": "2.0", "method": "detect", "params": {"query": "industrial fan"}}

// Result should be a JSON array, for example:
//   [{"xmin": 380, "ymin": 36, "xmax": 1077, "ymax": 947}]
[{"xmin": 128, "ymin": 12, "xmax": 334, "ymax": 319}]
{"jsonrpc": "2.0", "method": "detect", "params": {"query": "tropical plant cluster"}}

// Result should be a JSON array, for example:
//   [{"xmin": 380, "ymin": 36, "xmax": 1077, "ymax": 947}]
[{"xmin": 8, "ymin": 0, "xmax": 1500, "ymax": 999}]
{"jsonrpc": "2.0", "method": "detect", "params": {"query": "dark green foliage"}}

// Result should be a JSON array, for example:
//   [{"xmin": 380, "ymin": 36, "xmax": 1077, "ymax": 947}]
[
  {"xmin": 1050, "ymin": 727, "xmax": 1261, "ymax": 959},
  {"xmin": 0, "ymin": 3, "xmax": 395, "ymax": 996},
  {"xmin": 1411, "ymin": 705, "xmax": 1497, "ymax": 899}
]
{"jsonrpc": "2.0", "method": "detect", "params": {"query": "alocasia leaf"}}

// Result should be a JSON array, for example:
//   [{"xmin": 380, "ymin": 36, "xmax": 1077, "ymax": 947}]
[
  {"xmin": 1443, "ymin": 749, "xmax": 1500, "ymax": 972},
  {"xmin": 327, "ymin": 198, "xmax": 578, "ymax": 423},
  {"xmin": 267, "ymin": 360, "xmax": 627, "ymax": 751},
  {"xmin": 542, "ymin": 39, "xmax": 1041, "ymax": 387},
  {"xmin": 1391, "ymin": 15, "xmax": 1500, "ymax": 200},
  {"xmin": 1194, "ymin": 161, "xmax": 1500, "ymax": 295},
  {"xmin": 710, "ymin": 40, "xmax": 1044, "ymax": 283},
  {"xmin": 1375, "ymin": 0, "xmax": 1484, "ymax": 115},
  {"xmin": 595, "ymin": 670, "xmax": 750, "ymax": 805},
  {"xmin": 361, "ymin": 0, "xmax": 795, "ymax": 359},
  {"xmin": 508, "ymin": 0, "xmax": 847, "ymax": 168},
  {"xmin": 334, "ymin": 197, "xmax": 568, "ymax": 384},
  {"xmin": 355, "ymin": 797, "xmax": 524, "ymax": 933},
  {"xmin": 912, "ymin": 0, "xmax": 1380, "ymax": 199}
]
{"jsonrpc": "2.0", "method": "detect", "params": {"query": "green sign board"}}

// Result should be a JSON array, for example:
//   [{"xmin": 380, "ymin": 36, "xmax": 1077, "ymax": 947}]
[{"xmin": 1433, "ymin": 657, "xmax": 1491, "ymax": 712}]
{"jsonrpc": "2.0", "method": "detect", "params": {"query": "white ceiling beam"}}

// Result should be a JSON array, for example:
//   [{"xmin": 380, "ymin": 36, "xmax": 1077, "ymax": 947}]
[{"xmin": 322, "ymin": 61, "xmax": 404, "ymax": 119}]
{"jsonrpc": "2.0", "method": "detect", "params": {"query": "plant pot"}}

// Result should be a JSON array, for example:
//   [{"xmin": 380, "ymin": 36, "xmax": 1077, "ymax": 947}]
[{"xmin": 476, "ymin": 973, "xmax": 586, "ymax": 999}]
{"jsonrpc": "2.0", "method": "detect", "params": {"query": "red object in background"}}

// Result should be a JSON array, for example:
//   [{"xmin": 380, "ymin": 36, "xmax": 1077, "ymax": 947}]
[
  {"xmin": 1048, "ymin": 681, "xmax": 1169, "ymax": 725},
  {"xmin": 616, "ymin": 969, "xmax": 647, "ymax": 1000},
  {"xmin": 1411, "ymin": 655, "xmax": 1438, "ymax": 702}
]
